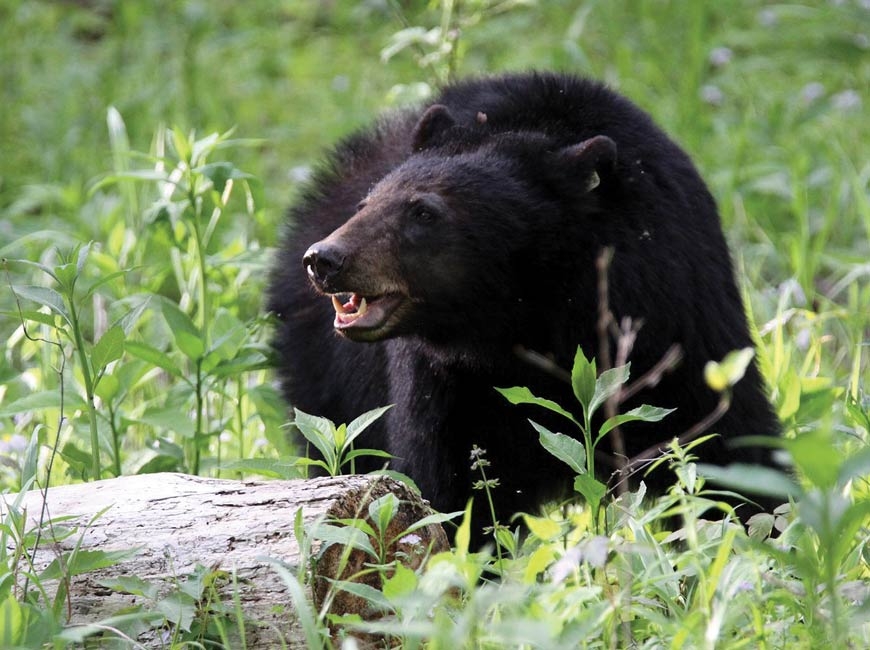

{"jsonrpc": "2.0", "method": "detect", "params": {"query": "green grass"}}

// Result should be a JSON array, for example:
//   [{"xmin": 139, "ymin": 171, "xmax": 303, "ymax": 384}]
[{"xmin": 0, "ymin": 0, "xmax": 868, "ymax": 647}]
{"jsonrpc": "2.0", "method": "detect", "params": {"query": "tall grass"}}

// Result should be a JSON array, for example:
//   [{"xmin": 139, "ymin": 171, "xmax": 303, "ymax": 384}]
[{"xmin": 0, "ymin": 0, "xmax": 867, "ymax": 647}]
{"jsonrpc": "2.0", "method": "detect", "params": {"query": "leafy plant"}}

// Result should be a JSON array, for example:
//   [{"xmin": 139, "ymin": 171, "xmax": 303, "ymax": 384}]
[
  {"xmin": 497, "ymin": 346, "xmax": 674, "ymax": 529},
  {"xmin": 291, "ymin": 406, "xmax": 394, "ymax": 477}
]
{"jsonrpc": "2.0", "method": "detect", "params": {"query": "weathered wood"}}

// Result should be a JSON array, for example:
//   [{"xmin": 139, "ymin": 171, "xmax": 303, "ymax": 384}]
[{"xmin": 5, "ymin": 472, "xmax": 449, "ymax": 648}]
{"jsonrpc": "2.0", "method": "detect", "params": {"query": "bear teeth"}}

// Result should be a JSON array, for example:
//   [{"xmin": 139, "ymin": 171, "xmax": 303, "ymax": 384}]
[{"xmin": 331, "ymin": 294, "xmax": 368, "ymax": 321}]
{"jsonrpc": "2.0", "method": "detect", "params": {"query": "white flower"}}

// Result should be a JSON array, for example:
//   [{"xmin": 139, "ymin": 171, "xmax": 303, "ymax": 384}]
[
  {"xmin": 709, "ymin": 47, "xmax": 733, "ymax": 67},
  {"xmin": 701, "ymin": 85, "xmax": 724, "ymax": 106},
  {"xmin": 832, "ymin": 89, "xmax": 862, "ymax": 112},
  {"xmin": 800, "ymin": 82, "xmax": 825, "ymax": 104}
]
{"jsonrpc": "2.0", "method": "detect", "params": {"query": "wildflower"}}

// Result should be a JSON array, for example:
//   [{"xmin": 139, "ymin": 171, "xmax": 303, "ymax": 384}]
[
  {"xmin": 701, "ymin": 84, "xmax": 724, "ymax": 106},
  {"xmin": 832, "ymin": 89, "xmax": 861, "ymax": 112},
  {"xmin": 709, "ymin": 46, "xmax": 733, "ymax": 67},
  {"xmin": 800, "ymin": 82, "xmax": 825, "ymax": 104}
]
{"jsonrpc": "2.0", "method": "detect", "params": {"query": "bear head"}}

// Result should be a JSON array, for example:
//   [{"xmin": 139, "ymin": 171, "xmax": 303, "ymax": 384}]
[{"xmin": 302, "ymin": 104, "xmax": 618, "ymax": 352}]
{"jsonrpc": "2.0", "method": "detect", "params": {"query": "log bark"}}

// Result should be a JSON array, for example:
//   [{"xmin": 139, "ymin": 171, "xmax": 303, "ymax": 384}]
[{"xmin": 5, "ymin": 472, "xmax": 449, "ymax": 648}]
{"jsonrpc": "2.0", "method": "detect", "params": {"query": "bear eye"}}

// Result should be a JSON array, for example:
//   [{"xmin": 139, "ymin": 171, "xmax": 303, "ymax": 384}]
[
  {"xmin": 413, "ymin": 206, "xmax": 435, "ymax": 223},
  {"xmin": 409, "ymin": 197, "xmax": 441, "ymax": 224}
]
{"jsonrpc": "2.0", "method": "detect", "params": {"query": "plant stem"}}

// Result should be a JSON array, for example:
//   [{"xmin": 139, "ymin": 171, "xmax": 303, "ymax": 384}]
[
  {"xmin": 68, "ymin": 298, "xmax": 101, "ymax": 480},
  {"xmin": 108, "ymin": 403, "xmax": 122, "ymax": 477},
  {"xmin": 192, "ymin": 359, "xmax": 204, "ymax": 475},
  {"xmin": 187, "ymin": 187, "xmax": 211, "ymax": 348}
]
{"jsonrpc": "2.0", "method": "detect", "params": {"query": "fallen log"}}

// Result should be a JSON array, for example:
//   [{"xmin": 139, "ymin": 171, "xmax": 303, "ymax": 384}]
[{"xmin": 5, "ymin": 472, "xmax": 450, "ymax": 648}]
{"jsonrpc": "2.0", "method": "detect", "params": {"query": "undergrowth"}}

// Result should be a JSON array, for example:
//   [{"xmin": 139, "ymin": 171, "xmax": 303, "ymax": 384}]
[{"xmin": 0, "ymin": 0, "xmax": 867, "ymax": 647}]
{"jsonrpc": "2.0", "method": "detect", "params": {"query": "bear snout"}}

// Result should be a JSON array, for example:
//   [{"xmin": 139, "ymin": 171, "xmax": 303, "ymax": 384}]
[{"xmin": 303, "ymin": 244, "xmax": 346, "ymax": 290}]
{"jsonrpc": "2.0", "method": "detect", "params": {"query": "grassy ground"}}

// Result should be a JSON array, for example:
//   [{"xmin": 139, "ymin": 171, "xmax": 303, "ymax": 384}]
[{"xmin": 0, "ymin": 0, "xmax": 868, "ymax": 647}]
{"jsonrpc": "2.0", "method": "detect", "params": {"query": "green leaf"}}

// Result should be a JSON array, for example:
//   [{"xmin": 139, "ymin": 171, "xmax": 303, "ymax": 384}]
[
  {"xmin": 0, "ymin": 595, "xmax": 27, "ymax": 647},
  {"xmin": 382, "ymin": 563, "xmax": 417, "ymax": 601},
  {"xmin": 597, "ymin": 405, "xmax": 676, "ymax": 439},
  {"xmin": 532, "ymin": 420, "xmax": 586, "ymax": 475},
  {"xmin": 75, "ymin": 242, "xmax": 92, "ymax": 276},
  {"xmin": 0, "ymin": 308, "xmax": 60, "ymax": 329},
  {"xmin": 333, "ymin": 422, "xmax": 347, "ymax": 450},
  {"xmin": 345, "ymin": 405, "xmax": 393, "ymax": 450},
  {"xmin": 524, "ymin": 546, "xmax": 558, "ymax": 583},
  {"xmin": 588, "ymin": 364, "xmax": 631, "ymax": 419},
  {"xmin": 207, "ymin": 308, "xmax": 246, "ymax": 362},
  {"xmin": 777, "ymin": 371, "xmax": 802, "ymax": 421},
  {"xmin": 53, "ymin": 261, "xmax": 78, "ymax": 293},
  {"xmin": 0, "ymin": 390, "xmax": 86, "ymax": 417},
  {"xmin": 81, "ymin": 269, "xmax": 132, "ymax": 301},
  {"xmin": 99, "ymin": 575, "xmax": 160, "ymax": 599},
  {"xmin": 327, "ymin": 580, "xmax": 391, "ymax": 611},
  {"xmin": 160, "ymin": 300, "xmax": 204, "ymax": 361},
  {"xmin": 265, "ymin": 561, "xmax": 325, "ymax": 650},
  {"xmin": 696, "ymin": 463, "xmax": 802, "ymax": 499},
  {"xmin": 189, "ymin": 131, "xmax": 221, "ymax": 165},
  {"xmin": 523, "ymin": 514, "xmax": 562, "ymax": 541},
  {"xmin": 368, "ymin": 493, "xmax": 400, "ymax": 537},
  {"xmin": 40, "ymin": 548, "xmax": 139, "ymax": 581},
  {"xmin": 571, "ymin": 346, "xmax": 597, "ymax": 410},
  {"xmin": 207, "ymin": 351, "xmax": 272, "ymax": 378},
  {"xmin": 3, "ymin": 257, "xmax": 59, "ymax": 282},
  {"xmin": 124, "ymin": 340, "xmax": 184, "ymax": 379},
  {"xmin": 94, "ymin": 373, "xmax": 120, "ymax": 402},
  {"xmin": 59, "ymin": 442, "xmax": 93, "ymax": 480},
  {"xmin": 135, "ymin": 406, "xmax": 196, "ymax": 438},
  {"xmin": 831, "ymin": 499, "xmax": 870, "ymax": 568},
  {"xmin": 218, "ymin": 457, "xmax": 301, "ymax": 479},
  {"xmin": 838, "ymin": 446, "xmax": 870, "ymax": 487},
  {"xmin": 573, "ymin": 474, "xmax": 607, "ymax": 510},
  {"xmin": 293, "ymin": 408, "xmax": 337, "ymax": 472},
  {"xmin": 89, "ymin": 169, "xmax": 169, "ymax": 195},
  {"xmin": 156, "ymin": 591, "xmax": 196, "ymax": 631},
  {"xmin": 9, "ymin": 285, "xmax": 70, "ymax": 325},
  {"xmin": 784, "ymin": 429, "xmax": 841, "ymax": 489},
  {"xmin": 195, "ymin": 161, "xmax": 252, "ymax": 194},
  {"xmin": 704, "ymin": 347, "xmax": 755, "ymax": 392},
  {"xmin": 136, "ymin": 453, "xmax": 184, "ymax": 475},
  {"xmin": 91, "ymin": 325, "xmax": 125, "ymax": 372},
  {"xmin": 56, "ymin": 613, "xmax": 163, "ymax": 643},
  {"xmin": 311, "ymin": 523, "xmax": 376, "ymax": 557},
  {"xmin": 114, "ymin": 294, "xmax": 152, "ymax": 335},
  {"xmin": 495, "ymin": 386, "xmax": 579, "ymax": 426},
  {"xmin": 343, "ymin": 447, "xmax": 392, "ymax": 462},
  {"xmin": 398, "ymin": 510, "xmax": 465, "ymax": 537},
  {"xmin": 454, "ymin": 499, "xmax": 474, "ymax": 556},
  {"xmin": 21, "ymin": 429, "xmax": 40, "ymax": 493}
]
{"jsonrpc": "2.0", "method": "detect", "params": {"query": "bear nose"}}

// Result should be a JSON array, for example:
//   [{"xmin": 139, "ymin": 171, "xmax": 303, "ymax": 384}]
[{"xmin": 303, "ymin": 245, "xmax": 345, "ymax": 288}]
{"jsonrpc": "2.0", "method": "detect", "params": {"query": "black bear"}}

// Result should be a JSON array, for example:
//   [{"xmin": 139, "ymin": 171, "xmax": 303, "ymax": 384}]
[{"xmin": 267, "ymin": 72, "xmax": 779, "ymax": 530}]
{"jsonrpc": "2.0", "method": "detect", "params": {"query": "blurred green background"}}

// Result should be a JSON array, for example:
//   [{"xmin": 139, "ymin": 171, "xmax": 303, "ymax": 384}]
[{"xmin": 0, "ymin": 0, "xmax": 867, "ymax": 485}]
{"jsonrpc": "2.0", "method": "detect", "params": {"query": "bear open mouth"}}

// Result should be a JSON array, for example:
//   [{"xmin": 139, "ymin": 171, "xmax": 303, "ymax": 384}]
[{"xmin": 330, "ymin": 292, "xmax": 404, "ymax": 336}]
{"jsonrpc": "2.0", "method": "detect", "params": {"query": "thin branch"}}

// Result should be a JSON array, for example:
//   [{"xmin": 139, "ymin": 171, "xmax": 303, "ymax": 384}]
[
  {"xmin": 611, "ymin": 393, "xmax": 731, "ymax": 492},
  {"xmin": 512, "ymin": 345, "xmax": 570, "ymax": 383},
  {"xmin": 620, "ymin": 344, "xmax": 683, "ymax": 403},
  {"xmin": 595, "ymin": 247, "xmax": 615, "ymax": 373}
]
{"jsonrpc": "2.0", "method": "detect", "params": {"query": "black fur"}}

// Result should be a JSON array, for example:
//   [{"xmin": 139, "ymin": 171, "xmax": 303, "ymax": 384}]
[{"xmin": 266, "ymin": 72, "xmax": 780, "ymax": 531}]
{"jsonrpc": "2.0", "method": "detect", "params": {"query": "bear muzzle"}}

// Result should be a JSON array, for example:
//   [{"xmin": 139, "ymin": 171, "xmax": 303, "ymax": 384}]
[
  {"xmin": 302, "ymin": 245, "xmax": 408, "ymax": 341},
  {"xmin": 303, "ymin": 244, "xmax": 346, "ymax": 291}
]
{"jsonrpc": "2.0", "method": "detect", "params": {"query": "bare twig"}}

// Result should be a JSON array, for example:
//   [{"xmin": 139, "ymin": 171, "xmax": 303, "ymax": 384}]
[
  {"xmin": 512, "ymin": 345, "xmax": 571, "ymax": 383},
  {"xmin": 611, "ymin": 393, "xmax": 731, "ymax": 492},
  {"xmin": 595, "ymin": 247, "xmax": 615, "ymax": 373},
  {"xmin": 620, "ymin": 343, "xmax": 683, "ymax": 403}
]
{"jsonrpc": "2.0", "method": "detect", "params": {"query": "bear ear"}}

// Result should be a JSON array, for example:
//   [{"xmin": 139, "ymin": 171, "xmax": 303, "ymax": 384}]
[
  {"xmin": 411, "ymin": 104, "xmax": 456, "ymax": 152},
  {"xmin": 559, "ymin": 135, "xmax": 618, "ymax": 192}
]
